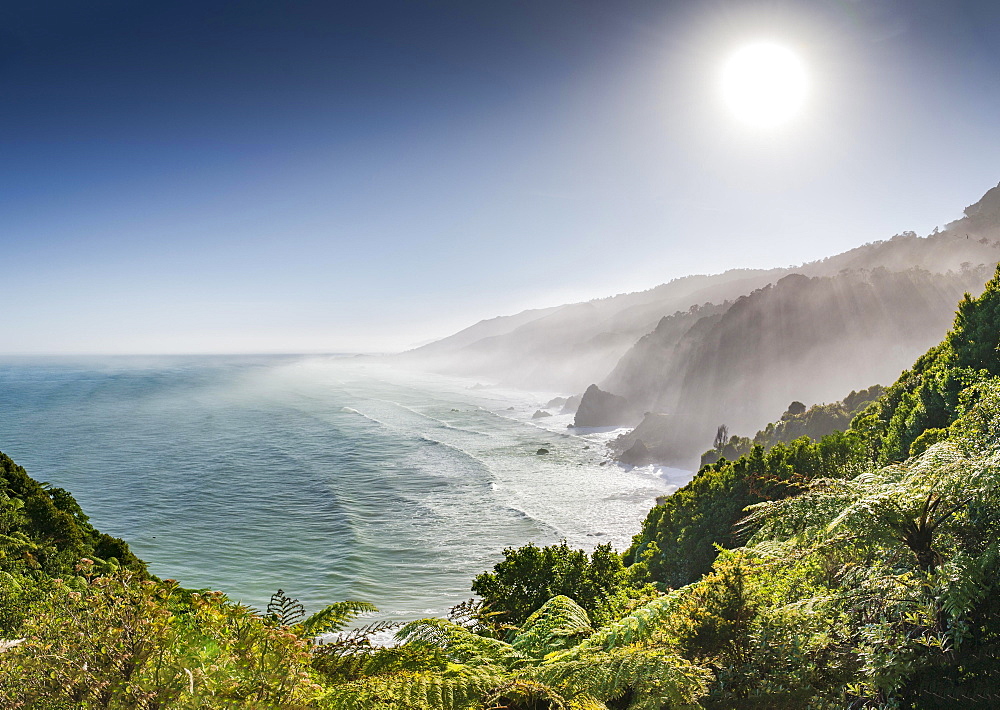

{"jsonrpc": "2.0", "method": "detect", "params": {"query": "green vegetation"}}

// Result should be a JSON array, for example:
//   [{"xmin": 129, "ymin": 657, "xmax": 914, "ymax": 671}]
[
  {"xmin": 701, "ymin": 386, "xmax": 884, "ymax": 467},
  {"xmin": 628, "ymin": 430, "xmax": 866, "ymax": 588},
  {"xmin": 851, "ymin": 266, "xmax": 1000, "ymax": 464},
  {"xmin": 318, "ymin": 594, "xmax": 710, "ymax": 709},
  {"xmin": 0, "ymin": 451, "xmax": 146, "ymax": 581},
  {"xmin": 470, "ymin": 541, "xmax": 651, "ymax": 628},
  {"xmin": 7, "ymin": 267, "xmax": 1000, "ymax": 707}
]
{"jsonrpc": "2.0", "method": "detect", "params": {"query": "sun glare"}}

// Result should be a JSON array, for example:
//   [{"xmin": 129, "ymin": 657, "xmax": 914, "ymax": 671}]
[{"xmin": 721, "ymin": 42, "xmax": 808, "ymax": 128}]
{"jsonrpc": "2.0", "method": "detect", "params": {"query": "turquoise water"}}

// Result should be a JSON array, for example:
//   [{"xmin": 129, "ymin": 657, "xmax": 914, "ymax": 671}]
[{"xmin": 0, "ymin": 356, "xmax": 686, "ymax": 621}]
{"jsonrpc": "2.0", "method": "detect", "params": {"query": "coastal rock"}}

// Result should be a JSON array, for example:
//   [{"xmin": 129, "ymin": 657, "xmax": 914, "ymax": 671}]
[
  {"xmin": 573, "ymin": 384, "xmax": 641, "ymax": 427},
  {"xmin": 560, "ymin": 394, "xmax": 583, "ymax": 414},
  {"xmin": 546, "ymin": 396, "xmax": 568, "ymax": 408},
  {"xmin": 536, "ymin": 448, "xmax": 549, "ymax": 455},
  {"xmin": 532, "ymin": 409, "xmax": 552, "ymax": 419},
  {"xmin": 609, "ymin": 412, "xmax": 703, "ymax": 469},
  {"xmin": 619, "ymin": 439, "xmax": 650, "ymax": 465}
]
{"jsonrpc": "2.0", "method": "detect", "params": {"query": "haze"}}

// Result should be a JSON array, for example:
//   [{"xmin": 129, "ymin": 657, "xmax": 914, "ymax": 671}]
[{"xmin": 3, "ymin": 0, "xmax": 1000, "ymax": 354}]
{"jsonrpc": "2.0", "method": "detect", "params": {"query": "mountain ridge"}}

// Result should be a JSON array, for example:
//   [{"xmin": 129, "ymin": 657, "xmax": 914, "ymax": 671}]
[{"xmin": 405, "ymin": 182, "xmax": 1000, "ymax": 394}]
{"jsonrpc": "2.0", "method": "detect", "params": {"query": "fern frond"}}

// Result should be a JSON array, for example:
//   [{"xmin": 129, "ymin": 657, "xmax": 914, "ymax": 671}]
[
  {"xmin": 510, "ymin": 595, "xmax": 593, "ymax": 658},
  {"xmin": 567, "ymin": 696, "xmax": 609, "ymax": 710},
  {"xmin": 317, "ymin": 621, "xmax": 402, "ymax": 654},
  {"xmin": 483, "ymin": 677, "xmax": 568, "ymax": 709},
  {"xmin": 558, "ymin": 591, "xmax": 681, "ymax": 659},
  {"xmin": 533, "ymin": 647, "xmax": 710, "ymax": 710},
  {"xmin": 314, "ymin": 643, "xmax": 444, "ymax": 685},
  {"xmin": 398, "ymin": 617, "xmax": 525, "ymax": 668},
  {"xmin": 301, "ymin": 600, "xmax": 379, "ymax": 635},
  {"xmin": 321, "ymin": 668, "xmax": 503, "ymax": 710},
  {"xmin": 448, "ymin": 598, "xmax": 503, "ymax": 636},
  {"xmin": 313, "ymin": 621, "xmax": 412, "ymax": 682},
  {"xmin": 267, "ymin": 588, "xmax": 305, "ymax": 626}
]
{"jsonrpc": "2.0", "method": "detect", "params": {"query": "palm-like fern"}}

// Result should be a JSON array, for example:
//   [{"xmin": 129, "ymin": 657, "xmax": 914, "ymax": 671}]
[
  {"xmin": 560, "ymin": 591, "xmax": 683, "ymax": 658},
  {"xmin": 318, "ymin": 593, "xmax": 710, "ymax": 710},
  {"xmin": 265, "ymin": 589, "xmax": 378, "ymax": 638},
  {"xmin": 301, "ymin": 600, "xmax": 380, "ymax": 636},
  {"xmin": 532, "ymin": 647, "xmax": 709, "ymax": 710},
  {"xmin": 745, "ymin": 441, "xmax": 995, "ymax": 567},
  {"xmin": 397, "ymin": 617, "xmax": 528, "ymax": 668},
  {"xmin": 735, "ymin": 435, "xmax": 1000, "ymax": 702},
  {"xmin": 510, "ymin": 595, "xmax": 593, "ymax": 658}
]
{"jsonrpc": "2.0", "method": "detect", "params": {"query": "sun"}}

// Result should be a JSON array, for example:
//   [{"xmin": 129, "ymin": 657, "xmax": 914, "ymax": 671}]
[{"xmin": 721, "ymin": 42, "xmax": 808, "ymax": 128}]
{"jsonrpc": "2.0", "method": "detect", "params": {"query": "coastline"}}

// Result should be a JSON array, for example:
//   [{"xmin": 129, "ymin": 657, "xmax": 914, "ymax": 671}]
[{"xmin": 0, "ymin": 355, "xmax": 680, "ymax": 621}]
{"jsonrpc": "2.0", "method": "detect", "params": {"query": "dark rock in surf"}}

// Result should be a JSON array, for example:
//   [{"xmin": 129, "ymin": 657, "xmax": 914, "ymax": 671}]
[
  {"xmin": 619, "ymin": 439, "xmax": 651, "ymax": 466},
  {"xmin": 609, "ymin": 412, "xmax": 702, "ymax": 470}
]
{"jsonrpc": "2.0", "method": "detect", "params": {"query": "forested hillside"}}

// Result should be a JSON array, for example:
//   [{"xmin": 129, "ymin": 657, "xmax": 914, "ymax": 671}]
[
  {"xmin": 700, "ymin": 385, "xmax": 884, "ymax": 467},
  {"xmin": 627, "ymin": 264, "xmax": 1000, "ymax": 591},
  {"xmin": 598, "ymin": 267, "xmax": 989, "ymax": 464}
]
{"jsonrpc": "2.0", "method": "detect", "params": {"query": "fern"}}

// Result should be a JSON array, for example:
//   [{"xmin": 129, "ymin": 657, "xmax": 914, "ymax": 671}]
[
  {"xmin": 320, "ymin": 668, "xmax": 504, "ymax": 710},
  {"xmin": 301, "ymin": 600, "xmax": 379, "ymax": 636},
  {"xmin": 567, "ymin": 697, "xmax": 610, "ymax": 710},
  {"xmin": 559, "ymin": 591, "xmax": 682, "ymax": 659},
  {"xmin": 483, "ymin": 677, "xmax": 569, "ymax": 709},
  {"xmin": 448, "ymin": 598, "xmax": 503, "ymax": 636},
  {"xmin": 534, "ymin": 647, "xmax": 710, "ymax": 710},
  {"xmin": 267, "ymin": 589, "xmax": 305, "ymax": 626},
  {"xmin": 397, "ymin": 617, "xmax": 526, "ymax": 668},
  {"xmin": 510, "ymin": 595, "xmax": 593, "ymax": 658}
]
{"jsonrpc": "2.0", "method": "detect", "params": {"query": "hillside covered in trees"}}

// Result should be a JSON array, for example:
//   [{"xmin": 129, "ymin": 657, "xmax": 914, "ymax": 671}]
[
  {"xmin": 699, "ymin": 385, "xmax": 884, "ymax": 467},
  {"xmin": 599, "ymin": 267, "xmax": 990, "ymax": 465}
]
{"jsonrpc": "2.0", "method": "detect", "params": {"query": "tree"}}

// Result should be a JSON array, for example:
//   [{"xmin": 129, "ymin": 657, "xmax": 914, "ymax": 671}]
[
  {"xmin": 785, "ymin": 402, "xmax": 806, "ymax": 417},
  {"xmin": 714, "ymin": 425, "xmax": 730, "ymax": 451},
  {"xmin": 471, "ymin": 542, "xmax": 633, "ymax": 628}
]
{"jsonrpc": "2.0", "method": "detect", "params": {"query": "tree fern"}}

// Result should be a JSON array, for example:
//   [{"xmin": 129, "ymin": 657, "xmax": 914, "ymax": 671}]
[
  {"xmin": 559, "ymin": 591, "xmax": 683, "ymax": 658},
  {"xmin": 320, "ymin": 668, "xmax": 504, "ymax": 710},
  {"xmin": 533, "ymin": 647, "xmax": 710, "ymax": 710},
  {"xmin": 510, "ymin": 595, "xmax": 593, "ymax": 658},
  {"xmin": 483, "ymin": 677, "xmax": 569, "ymax": 708},
  {"xmin": 397, "ymin": 617, "xmax": 526, "ymax": 668}
]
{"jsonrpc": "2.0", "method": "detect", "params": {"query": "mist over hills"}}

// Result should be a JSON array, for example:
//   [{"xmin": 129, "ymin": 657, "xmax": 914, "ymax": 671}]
[
  {"xmin": 604, "ymin": 266, "xmax": 993, "ymax": 465},
  {"xmin": 405, "ymin": 182, "xmax": 1000, "ymax": 466},
  {"xmin": 404, "ymin": 267, "xmax": 790, "ymax": 391}
]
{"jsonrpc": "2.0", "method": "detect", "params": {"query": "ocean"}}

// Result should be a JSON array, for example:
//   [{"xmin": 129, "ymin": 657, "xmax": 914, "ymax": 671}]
[{"xmin": 0, "ymin": 355, "xmax": 688, "ymax": 622}]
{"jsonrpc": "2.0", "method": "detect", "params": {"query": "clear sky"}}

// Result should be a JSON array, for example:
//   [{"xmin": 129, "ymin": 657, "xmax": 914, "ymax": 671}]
[{"xmin": 3, "ymin": 0, "xmax": 1000, "ymax": 354}]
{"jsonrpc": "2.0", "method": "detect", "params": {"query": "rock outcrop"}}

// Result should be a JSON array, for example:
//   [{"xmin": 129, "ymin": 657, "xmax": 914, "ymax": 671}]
[
  {"xmin": 609, "ymin": 413, "xmax": 704, "ymax": 470},
  {"xmin": 560, "ymin": 394, "xmax": 582, "ymax": 415},
  {"xmin": 619, "ymin": 439, "xmax": 651, "ymax": 466},
  {"xmin": 573, "ymin": 384, "xmax": 642, "ymax": 428}
]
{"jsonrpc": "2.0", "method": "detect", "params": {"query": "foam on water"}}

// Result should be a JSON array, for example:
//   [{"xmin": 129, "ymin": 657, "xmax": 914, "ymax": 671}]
[{"xmin": 0, "ymin": 355, "xmax": 687, "ymax": 621}]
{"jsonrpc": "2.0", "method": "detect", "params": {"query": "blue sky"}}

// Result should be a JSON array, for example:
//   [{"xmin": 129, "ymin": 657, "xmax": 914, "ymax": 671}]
[{"xmin": 3, "ymin": 0, "xmax": 1000, "ymax": 353}]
